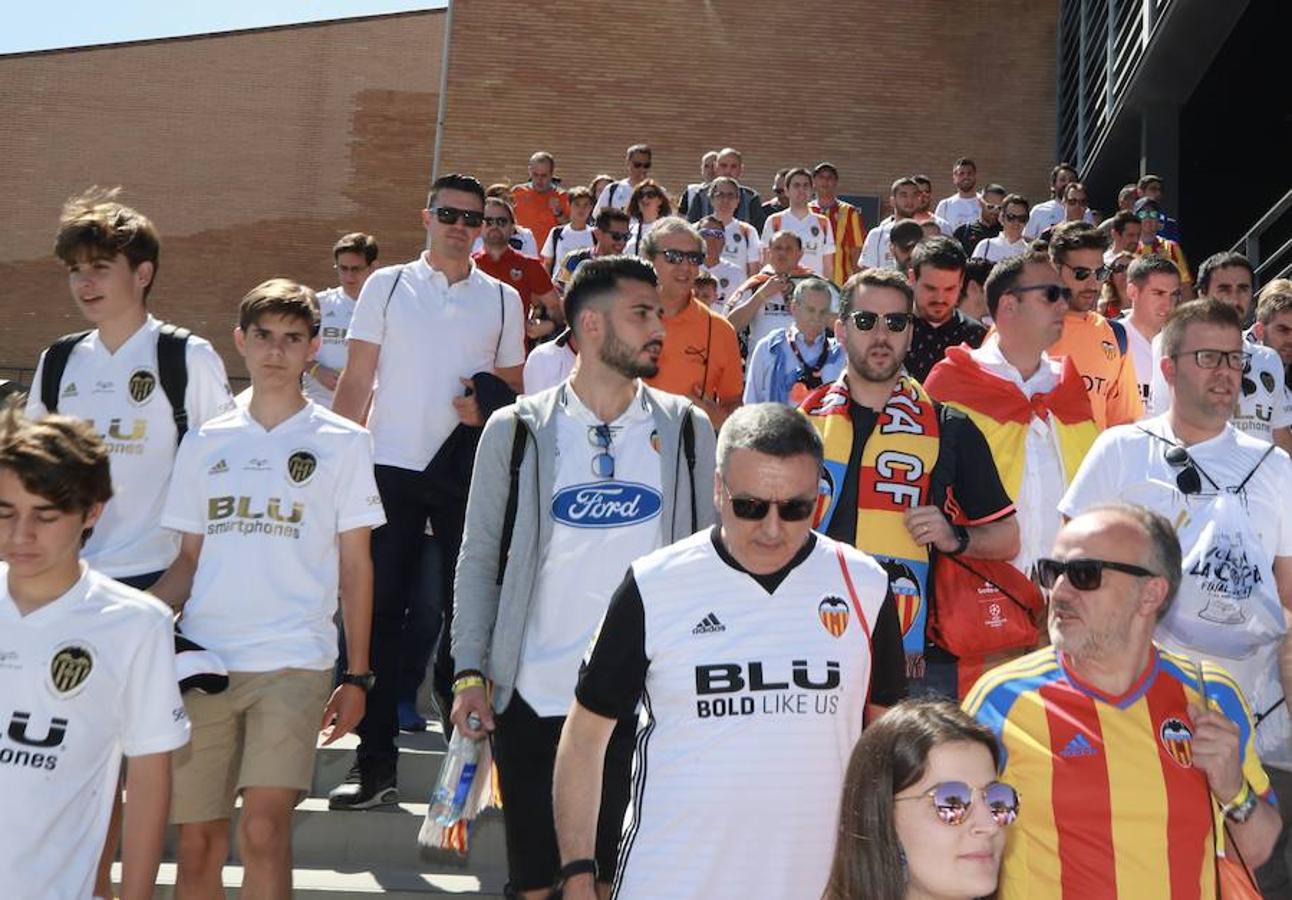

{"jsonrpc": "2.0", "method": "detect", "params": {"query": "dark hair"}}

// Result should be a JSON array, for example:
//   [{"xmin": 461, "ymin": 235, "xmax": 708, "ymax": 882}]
[
  {"xmin": 1050, "ymin": 162, "xmax": 1078, "ymax": 186},
  {"xmin": 333, "ymin": 232, "xmax": 378, "ymax": 265},
  {"xmin": 890, "ymin": 176, "xmax": 919, "ymax": 196},
  {"xmin": 627, "ymin": 179, "xmax": 673, "ymax": 220},
  {"xmin": 813, "ymin": 161, "xmax": 840, "ymax": 177},
  {"xmin": 1061, "ymin": 181, "xmax": 1088, "ymax": 201},
  {"xmin": 912, "ymin": 174, "xmax": 932, "ymax": 190},
  {"xmin": 964, "ymin": 256, "xmax": 993, "ymax": 288},
  {"xmin": 1196, "ymin": 252, "xmax": 1254, "ymax": 298},
  {"xmin": 840, "ymin": 267, "xmax": 914, "ymax": 316},
  {"xmin": 693, "ymin": 272, "xmax": 718, "ymax": 290},
  {"xmin": 1110, "ymin": 210, "xmax": 1140, "ymax": 234},
  {"xmin": 1138, "ymin": 173, "xmax": 1162, "ymax": 191},
  {"xmin": 1001, "ymin": 193, "xmax": 1030, "ymax": 214},
  {"xmin": 985, "ymin": 250, "xmax": 1051, "ymax": 317},
  {"xmin": 910, "ymin": 236, "xmax": 966, "ymax": 280},
  {"xmin": 1081, "ymin": 503, "xmax": 1182, "ymax": 619},
  {"xmin": 823, "ymin": 699, "xmax": 1001, "ymax": 900},
  {"xmin": 766, "ymin": 230, "xmax": 804, "ymax": 251},
  {"xmin": 626, "ymin": 143, "xmax": 652, "ymax": 160},
  {"xmin": 593, "ymin": 207, "xmax": 632, "ymax": 231},
  {"xmin": 982, "ymin": 183, "xmax": 1006, "ymax": 198},
  {"xmin": 708, "ymin": 176, "xmax": 741, "ymax": 199},
  {"xmin": 1047, "ymin": 221, "xmax": 1108, "ymax": 265},
  {"xmin": 954, "ymin": 157, "xmax": 976, "ymax": 170},
  {"xmin": 1161, "ymin": 298, "xmax": 1241, "ymax": 359},
  {"xmin": 0, "ymin": 402, "xmax": 113, "ymax": 542},
  {"xmin": 1118, "ymin": 183, "xmax": 1139, "ymax": 203},
  {"xmin": 716, "ymin": 402, "xmax": 824, "ymax": 472},
  {"xmin": 784, "ymin": 167, "xmax": 813, "ymax": 188},
  {"xmin": 567, "ymin": 185, "xmax": 594, "ymax": 205},
  {"xmin": 238, "ymin": 278, "xmax": 321, "ymax": 337},
  {"xmin": 55, "ymin": 186, "xmax": 161, "ymax": 299},
  {"xmin": 427, "ymin": 173, "xmax": 486, "ymax": 209},
  {"xmin": 563, "ymin": 255, "xmax": 658, "ymax": 336},
  {"xmin": 1127, "ymin": 254, "xmax": 1180, "ymax": 287}
]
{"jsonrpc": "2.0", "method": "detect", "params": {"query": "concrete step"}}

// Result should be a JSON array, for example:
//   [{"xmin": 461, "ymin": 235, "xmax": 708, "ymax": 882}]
[
  {"xmin": 311, "ymin": 728, "xmax": 448, "ymax": 800},
  {"xmin": 112, "ymin": 861, "xmax": 505, "ymax": 898}
]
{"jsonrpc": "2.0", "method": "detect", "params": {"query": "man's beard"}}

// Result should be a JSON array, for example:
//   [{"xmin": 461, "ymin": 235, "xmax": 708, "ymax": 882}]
[
  {"xmin": 602, "ymin": 322, "xmax": 661, "ymax": 379},
  {"xmin": 846, "ymin": 342, "xmax": 903, "ymax": 383}
]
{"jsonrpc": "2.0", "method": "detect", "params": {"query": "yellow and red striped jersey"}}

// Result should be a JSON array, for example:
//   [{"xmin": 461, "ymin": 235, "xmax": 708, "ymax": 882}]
[{"xmin": 965, "ymin": 645, "xmax": 1274, "ymax": 900}]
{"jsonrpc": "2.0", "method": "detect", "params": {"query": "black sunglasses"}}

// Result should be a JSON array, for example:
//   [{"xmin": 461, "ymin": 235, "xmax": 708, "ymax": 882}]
[
  {"xmin": 658, "ymin": 248, "xmax": 706, "ymax": 266},
  {"xmin": 1164, "ymin": 446, "xmax": 1201, "ymax": 495},
  {"xmin": 722, "ymin": 480, "xmax": 816, "ymax": 522},
  {"xmin": 1065, "ymin": 263, "xmax": 1110, "ymax": 283},
  {"xmin": 1002, "ymin": 212, "xmax": 1028, "ymax": 223},
  {"xmin": 604, "ymin": 230, "xmax": 631, "ymax": 242},
  {"xmin": 1033, "ymin": 557, "xmax": 1157, "ymax": 591},
  {"xmin": 1009, "ymin": 284, "xmax": 1071, "ymax": 304},
  {"xmin": 849, "ymin": 311, "xmax": 912, "ymax": 332},
  {"xmin": 483, "ymin": 215, "xmax": 512, "ymax": 227},
  {"xmin": 431, "ymin": 206, "xmax": 485, "ymax": 227}
]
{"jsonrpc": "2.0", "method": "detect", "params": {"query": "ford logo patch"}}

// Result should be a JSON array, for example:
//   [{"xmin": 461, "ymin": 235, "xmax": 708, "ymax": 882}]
[{"xmin": 552, "ymin": 481, "xmax": 662, "ymax": 528}]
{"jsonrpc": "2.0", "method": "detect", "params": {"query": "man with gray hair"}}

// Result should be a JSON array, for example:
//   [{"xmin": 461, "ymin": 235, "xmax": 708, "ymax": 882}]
[
  {"xmin": 684, "ymin": 147, "xmax": 766, "ymax": 232},
  {"xmin": 553, "ymin": 402, "xmax": 904, "ymax": 900},
  {"xmin": 743, "ymin": 276, "xmax": 844, "ymax": 405},
  {"xmin": 677, "ymin": 150, "xmax": 719, "ymax": 220}
]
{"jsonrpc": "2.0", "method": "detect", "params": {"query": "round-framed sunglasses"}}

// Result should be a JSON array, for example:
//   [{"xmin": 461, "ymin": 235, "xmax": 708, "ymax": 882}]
[{"xmin": 895, "ymin": 780, "xmax": 1020, "ymax": 827}]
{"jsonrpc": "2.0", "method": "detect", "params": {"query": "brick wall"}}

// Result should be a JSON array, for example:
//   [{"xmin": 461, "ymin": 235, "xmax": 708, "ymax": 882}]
[{"xmin": 0, "ymin": 2, "xmax": 1058, "ymax": 377}]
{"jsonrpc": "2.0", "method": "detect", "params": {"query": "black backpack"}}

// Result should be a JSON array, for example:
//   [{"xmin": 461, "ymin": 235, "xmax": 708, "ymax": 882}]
[{"xmin": 40, "ymin": 323, "xmax": 192, "ymax": 444}]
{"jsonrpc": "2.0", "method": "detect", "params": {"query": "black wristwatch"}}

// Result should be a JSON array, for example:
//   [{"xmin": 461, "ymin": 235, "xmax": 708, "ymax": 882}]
[
  {"xmin": 339, "ymin": 671, "xmax": 376, "ymax": 692},
  {"xmin": 946, "ymin": 524, "xmax": 970, "ymax": 556}
]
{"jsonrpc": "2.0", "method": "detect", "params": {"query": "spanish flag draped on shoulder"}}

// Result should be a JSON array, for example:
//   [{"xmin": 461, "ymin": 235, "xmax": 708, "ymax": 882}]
[{"xmin": 923, "ymin": 345, "xmax": 1098, "ymax": 500}]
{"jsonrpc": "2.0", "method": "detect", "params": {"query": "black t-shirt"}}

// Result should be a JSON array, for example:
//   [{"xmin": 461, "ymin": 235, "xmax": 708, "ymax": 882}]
[
  {"xmin": 575, "ymin": 528, "xmax": 908, "ymax": 718},
  {"xmin": 954, "ymin": 220, "xmax": 1001, "ymax": 258},
  {"xmin": 905, "ymin": 310, "xmax": 987, "ymax": 383}
]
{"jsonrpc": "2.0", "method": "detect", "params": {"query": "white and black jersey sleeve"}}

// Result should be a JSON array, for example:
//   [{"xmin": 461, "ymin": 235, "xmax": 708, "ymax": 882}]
[
  {"xmin": 870, "ymin": 587, "xmax": 908, "ymax": 707},
  {"xmin": 576, "ymin": 569, "xmax": 650, "ymax": 719}
]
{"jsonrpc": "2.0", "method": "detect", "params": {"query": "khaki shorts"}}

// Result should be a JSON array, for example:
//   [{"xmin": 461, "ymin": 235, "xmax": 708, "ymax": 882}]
[{"xmin": 171, "ymin": 668, "xmax": 332, "ymax": 824}]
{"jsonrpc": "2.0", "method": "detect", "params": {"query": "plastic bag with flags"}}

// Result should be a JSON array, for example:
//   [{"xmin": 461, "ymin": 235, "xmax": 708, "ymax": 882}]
[{"xmin": 418, "ymin": 713, "xmax": 503, "ymax": 855}]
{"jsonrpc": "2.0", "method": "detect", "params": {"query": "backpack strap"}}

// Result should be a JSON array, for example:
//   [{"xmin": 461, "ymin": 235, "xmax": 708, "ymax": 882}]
[
  {"xmin": 682, "ymin": 406, "xmax": 698, "ymax": 534},
  {"xmin": 1108, "ymin": 318, "xmax": 1129, "ymax": 356},
  {"xmin": 156, "ymin": 323, "xmax": 192, "ymax": 444},
  {"xmin": 496, "ymin": 414, "xmax": 531, "ymax": 586},
  {"xmin": 39, "ymin": 330, "xmax": 93, "ymax": 413},
  {"xmin": 496, "ymin": 283, "xmax": 505, "ymax": 360},
  {"xmin": 1236, "ymin": 444, "xmax": 1278, "ymax": 492},
  {"xmin": 548, "ymin": 226, "xmax": 564, "ymax": 275}
]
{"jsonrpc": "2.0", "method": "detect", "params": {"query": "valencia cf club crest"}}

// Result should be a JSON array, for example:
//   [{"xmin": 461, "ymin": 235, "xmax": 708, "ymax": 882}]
[
  {"xmin": 818, "ymin": 596, "xmax": 850, "ymax": 637},
  {"xmin": 48, "ymin": 642, "xmax": 94, "ymax": 697},
  {"xmin": 128, "ymin": 368, "xmax": 157, "ymax": 404},
  {"xmin": 1159, "ymin": 717, "xmax": 1194, "ymax": 768},
  {"xmin": 509, "ymin": 267, "xmax": 524, "ymax": 282},
  {"xmin": 649, "ymin": 429, "xmax": 662, "ymax": 454},
  {"xmin": 883, "ymin": 560, "xmax": 924, "ymax": 639},
  {"xmin": 1101, "ymin": 340, "xmax": 1116, "ymax": 361},
  {"xmin": 286, "ymin": 450, "xmax": 318, "ymax": 485}
]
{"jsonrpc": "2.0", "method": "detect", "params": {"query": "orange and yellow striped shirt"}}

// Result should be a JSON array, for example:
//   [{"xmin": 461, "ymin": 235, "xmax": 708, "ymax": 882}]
[
  {"xmin": 810, "ymin": 198, "xmax": 866, "ymax": 285},
  {"xmin": 965, "ymin": 645, "xmax": 1274, "ymax": 900}
]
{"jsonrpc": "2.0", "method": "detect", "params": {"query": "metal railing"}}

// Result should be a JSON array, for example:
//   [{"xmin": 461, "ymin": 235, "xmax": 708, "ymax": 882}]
[
  {"xmin": 1230, "ymin": 188, "xmax": 1292, "ymax": 282},
  {"xmin": 1057, "ymin": 0, "xmax": 1172, "ymax": 172}
]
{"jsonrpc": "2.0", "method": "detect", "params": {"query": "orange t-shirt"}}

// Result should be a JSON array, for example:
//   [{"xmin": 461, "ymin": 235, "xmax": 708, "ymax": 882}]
[
  {"xmin": 647, "ymin": 297, "xmax": 744, "ymax": 402},
  {"xmin": 511, "ymin": 184, "xmax": 570, "ymax": 249},
  {"xmin": 1049, "ymin": 311, "xmax": 1143, "ymax": 428}
]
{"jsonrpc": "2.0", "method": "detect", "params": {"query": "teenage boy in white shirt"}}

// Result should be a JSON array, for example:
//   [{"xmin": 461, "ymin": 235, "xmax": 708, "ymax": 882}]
[
  {"xmin": 306, "ymin": 232, "xmax": 379, "ymax": 408},
  {"xmin": 541, "ymin": 186, "xmax": 596, "ymax": 277},
  {"xmin": 1122, "ymin": 254, "xmax": 1182, "ymax": 408},
  {"xmin": 153, "ymin": 279, "xmax": 384, "ymax": 898},
  {"xmin": 761, "ymin": 167, "xmax": 836, "ymax": 279},
  {"xmin": 28, "ymin": 187, "xmax": 234, "ymax": 590},
  {"xmin": 0, "ymin": 406, "xmax": 188, "ymax": 900}
]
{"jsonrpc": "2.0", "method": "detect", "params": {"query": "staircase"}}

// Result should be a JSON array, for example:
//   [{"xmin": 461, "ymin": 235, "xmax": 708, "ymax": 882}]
[{"xmin": 114, "ymin": 724, "xmax": 509, "ymax": 898}]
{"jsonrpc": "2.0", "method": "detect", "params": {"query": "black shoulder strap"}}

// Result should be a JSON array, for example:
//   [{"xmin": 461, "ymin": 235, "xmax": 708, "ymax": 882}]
[
  {"xmin": 156, "ymin": 323, "xmax": 192, "ymax": 444},
  {"xmin": 382, "ymin": 265, "xmax": 407, "ymax": 316},
  {"xmin": 496, "ymin": 414, "xmax": 530, "ymax": 586},
  {"xmin": 497, "ymin": 284, "xmax": 505, "ymax": 359},
  {"xmin": 1236, "ymin": 444, "xmax": 1278, "ymax": 492},
  {"xmin": 682, "ymin": 405, "xmax": 698, "ymax": 534},
  {"xmin": 1108, "ymin": 317, "xmax": 1129, "ymax": 356},
  {"xmin": 548, "ymin": 226, "xmax": 564, "ymax": 275},
  {"xmin": 39, "ymin": 330, "xmax": 93, "ymax": 414}
]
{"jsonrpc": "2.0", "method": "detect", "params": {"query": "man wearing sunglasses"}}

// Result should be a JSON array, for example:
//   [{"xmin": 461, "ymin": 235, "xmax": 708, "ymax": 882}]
[
  {"xmin": 1135, "ymin": 197, "xmax": 1193, "ymax": 298},
  {"xmin": 803, "ymin": 268, "xmax": 1018, "ymax": 694},
  {"xmin": 554, "ymin": 403, "xmax": 903, "ymax": 900},
  {"xmin": 553, "ymin": 208, "xmax": 632, "ymax": 295},
  {"xmin": 329, "ymin": 173, "xmax": 527, "ymax": 809},
  {"xmin": 473, "ymin": 198, "xmax": 563, "ymax": 341},
  {"xmin": 966, "ymin": 504, "xmax": 1281, "ymax": 898},
  {"xmin": 1047, "ymin": 221, "xmax": 1143, "ymax": 429},
  {"xmin": 696, "ymin": 215, "xmax": 745, "ymax": 311},
  {"xmin": 592, "ymin": 144, "xmax": 652, "ymax": 219},
  {"xmin": 452, "ymin": 256, "xmax": 716, "ymax": 899},
  {"xmin": 953, "ymin": 183, "xmax": 1005, "ymax": 258}
]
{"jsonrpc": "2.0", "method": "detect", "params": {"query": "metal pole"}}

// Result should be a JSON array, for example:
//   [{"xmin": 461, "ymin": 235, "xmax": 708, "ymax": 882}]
[{"xmin": 430, "ymin": 0, "xmax": 454, "ymax": 185}]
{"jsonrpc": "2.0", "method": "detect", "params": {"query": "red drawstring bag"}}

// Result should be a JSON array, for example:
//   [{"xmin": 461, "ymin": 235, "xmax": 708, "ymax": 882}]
[{"xmin": 930, "ymin": 554, "xmax": 1045, "ymax": 658}]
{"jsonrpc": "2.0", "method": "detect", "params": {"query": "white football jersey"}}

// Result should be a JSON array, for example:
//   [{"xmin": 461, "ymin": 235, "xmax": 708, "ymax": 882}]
[{"xmin": 304, "ymin": 286, "xmax": 357, "ymax": 408}]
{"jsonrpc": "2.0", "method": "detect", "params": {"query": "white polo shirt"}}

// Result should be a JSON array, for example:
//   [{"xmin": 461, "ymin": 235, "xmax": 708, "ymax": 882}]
[
  {"xmin": 161, "ymin": 402, "xmax": 386, "ymax": 671},
  {"xmin": 0, "ymin": 564, "xmax": 188, "ymax": 900},
  {"xmin": 721, "ymin": 219, "xmax": 762, "ymax": 272},
  {"xmin": 761, "ymin": 210, "xmax": 836, "ymax": 278},
  {"xmin": 935, "ymin": 194, "xmax": 981, "ymax": 232},
  {"xmin": 304, "ymin": 286, "xmax": 357, "ymax": 408},
  {"xmin": 347, "ymin": 254, "xmax": 526, "ymax": 470},
  {"xmin": 26, "ymin": 315, "xmax": 234, "ymax": 577},
  {"xmin": 522, "ymin": 340, "xmax": 577, "ymax": 396}
]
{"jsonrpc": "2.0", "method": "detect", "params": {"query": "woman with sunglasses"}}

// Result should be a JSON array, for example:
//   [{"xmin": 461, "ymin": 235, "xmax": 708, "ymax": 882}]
[
  {"xmin": 625, "ymin": 179, "xmax": 673, "ymax": 257},
  {"xmin": 824, "ymin": 698, "xmax": 1016, "ymax": 900},
  {"xmin": 972, "ymin": 194, "xmax": 1031, "ymax": 263},
  {"xmin": 1097, "ymin": 250, "xmax": 1134, "ymax": 319}
]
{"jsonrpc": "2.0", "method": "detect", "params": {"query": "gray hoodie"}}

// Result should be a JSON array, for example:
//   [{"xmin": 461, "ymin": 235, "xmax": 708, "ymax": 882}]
[{"xmin": 452, "ymin": 382, "xmax": 718, "ymax": 713}]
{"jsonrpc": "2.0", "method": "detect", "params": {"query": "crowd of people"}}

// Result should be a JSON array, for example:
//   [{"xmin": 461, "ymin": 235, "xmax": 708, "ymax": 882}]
[{"xmin": 2, "ymin": 140, "xmax": 1292, "ymax": 900}]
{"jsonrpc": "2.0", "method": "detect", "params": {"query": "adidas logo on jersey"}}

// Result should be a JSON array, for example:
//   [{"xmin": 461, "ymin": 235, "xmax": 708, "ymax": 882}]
[
  {"xmin": 61, "ymin": 382, "xmax": 78, "ymax": 398},
  {"xmin": 692, "ymin": 613, "xmax": 726, "ymax": 635},
  {"xmin": 1059, "ymin": 733, "xmax": 1098, "ymax": 759},
  {"xmin": 208, "ymin": 459, "xmax": 229, "ymax": 475}
]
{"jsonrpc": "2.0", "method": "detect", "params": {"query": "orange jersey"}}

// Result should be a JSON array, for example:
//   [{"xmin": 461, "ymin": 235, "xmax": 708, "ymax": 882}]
[
  {"xmin": 1138, "ymin": 238, "xmax": 1192, "ymax": 285},
  {"xmin": 966, "ymin": 645, "xmax": 1274, "ymax": 900},
  {"xmin": 647, "ymin": 297, "xmax": 743, "ymax": 402},
  {"xmin": 511, "ymin": 184, "xmax": 570, "ymax": 249},
  {"xmin": 1049, "ymin": 311, "xmax": 1143, "ymax": 428},
  {"xmin": 810, "ymin": 199, "xmax": 866, "ymax": 285}
]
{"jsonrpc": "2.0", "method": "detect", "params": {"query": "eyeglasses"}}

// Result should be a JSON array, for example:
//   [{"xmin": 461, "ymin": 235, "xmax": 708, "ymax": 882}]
[
  {"xmin": 894, "ymin": 781, "xmax": 1020, "ymax": 827},
  {"xmin": 1064, "ymin": 263, "xmax": 1110, "ymax": 283},
  {"xmin": 699, "ymin": 228, "xmax": 725, "ymax": 239},
  {"xmin": 721, "ymin": 480, "xmax": 816, "ymax": 522},
  {"xmin": 1002, "ymin": 212, "xmax": 1029, "ymax": 223},
  {"xmin": 1008, "ymin": 284, "xmax": 1071, "ymax": 304},
  {"xmin": 657, "ymin": 248, "xmax": 706, "ymax": 266},
  {"xmin": 1033, "ymin": 557, "xmax": 1157, "ymax": 591},
  {"xmin": 1170, "ymin": 348, "xmax": 1250, "ymax": 371},
  {"xmin": 631, "ymin": 160, "xmax": 652, "ymax": 170},
  {"xmin": 604, "ymin": 230, "xmax": 631, "ymax": 242},
  {"xmin": 483, "ymin": 216, "xmax": 512, "ymax": 227},
  {"xmin": 588, "ymin": 425, "xmax": 615, "ymax": 479},
  {"xmin": 849, "ymin": 310, "xmax": 912, "ymax": 333},
  {"xmin": 430, "ymin": 206, "xmax": 485, "ymax": 227}
]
